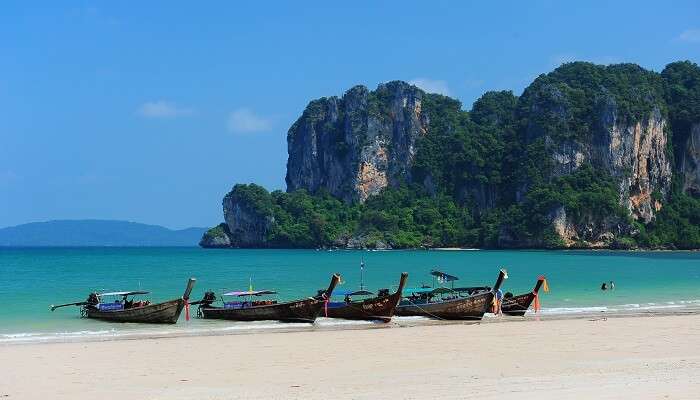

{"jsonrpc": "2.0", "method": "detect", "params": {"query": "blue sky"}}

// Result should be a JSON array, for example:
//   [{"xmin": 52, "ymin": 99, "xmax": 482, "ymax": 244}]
[{"xmin": 1, "ymin": 1, "xmax": 699, "ymax": 229}]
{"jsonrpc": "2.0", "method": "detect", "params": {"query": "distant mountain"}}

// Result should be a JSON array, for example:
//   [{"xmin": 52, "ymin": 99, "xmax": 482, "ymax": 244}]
[{"xmin": 0, "ymin": 220, "xmax": 208, "ymax": 247}]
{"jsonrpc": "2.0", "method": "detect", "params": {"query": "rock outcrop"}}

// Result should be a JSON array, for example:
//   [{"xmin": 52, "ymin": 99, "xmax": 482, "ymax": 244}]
[
  {"xmin": 205, "ymin": 184, "xmax": 275, "ymax": 248},
  {"xmin": 286, "ymin": 81, "xmax": 428, "ymax": 203},
  {"xmin": 522, "ymin": 87, "xmax": 671, "ymax": 224},
  {"xmin": 199, "ymin": 223, "xmax": 232, "ymax": 248},
  {"xmin": 549, "ymin": 206, "xmax": 633, "ymax": 248},
  {"xmin": 680, "ymin": 123, "xmax": 700, "ymax": 196}
]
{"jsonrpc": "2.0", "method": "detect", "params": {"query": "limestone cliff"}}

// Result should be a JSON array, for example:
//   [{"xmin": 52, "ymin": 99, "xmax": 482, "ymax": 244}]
[
  {"xmin": 201, "ymin": 60, "xmax": 700, "ymax": 250},
  {"xmin": 199, "ymin": 223, "xmax": 232, "ymax": 248},
  {"xmin": 521, "ymin": 84, "xmax": 671, "ymax": 224},
  {"xmin": 285, "ymin": 81, "xmax": 428, "ymax": 203},
  {"xmin": 512, "ymin": 63, "xmax": 674, "ymax": 247},
  {"xmin": 680, "ymin": 123, "xmax": 700, "ymax": 196},
  {"xmin": 212, "ymin": 184, "xmax": 274, "ymax": 248}
]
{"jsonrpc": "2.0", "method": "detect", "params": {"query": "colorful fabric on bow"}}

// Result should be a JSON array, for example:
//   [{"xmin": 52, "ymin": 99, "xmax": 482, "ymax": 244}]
[{"xmin": 492, "ymin": 289, "xmax": 503, "ymax": 314}]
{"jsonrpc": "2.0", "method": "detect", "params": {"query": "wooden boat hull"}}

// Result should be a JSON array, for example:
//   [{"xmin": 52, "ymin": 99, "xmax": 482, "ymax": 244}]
[
  {"xmin": 86, "ymin": 298, "xmax": 186, "ymax": 324},
  {"xmin": 395, "ymin": 270, "xmax": 507, "ymax": 320},
  {"xmin": 501, "ymin": 276, "xmax": 546, "ymax": 316},
  {"xmin": 199, "ymin": 274, "xmax": 341, "ymax": 323},
  {"xmin": 325, "ymin": 294, "xmax": 398, "ymax": 322},
  {"xmin": 201, "ymin": 297, "xmax": 323, "ymax": 323},
  {"xmin": 501, "ymin": 292, "xmax": 535, "ymax": 316},
  {"xmin": 324, "ymin": 272, "xmax": 407, "ymax": 322},
  {"xmin": 395, "ymin": 291, "xmax": 494, "ymax": 320}
]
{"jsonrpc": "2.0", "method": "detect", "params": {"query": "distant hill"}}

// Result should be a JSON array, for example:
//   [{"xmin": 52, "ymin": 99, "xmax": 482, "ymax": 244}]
[{"xmin": 0, "ymin": 220, "xmax": 208, "ymax": 247}]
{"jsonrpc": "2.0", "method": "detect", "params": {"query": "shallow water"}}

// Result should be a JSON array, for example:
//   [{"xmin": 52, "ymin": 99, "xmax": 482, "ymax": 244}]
[{"xmin": 1, "ymin": 247, "xmax": 699, "ymax": 343}]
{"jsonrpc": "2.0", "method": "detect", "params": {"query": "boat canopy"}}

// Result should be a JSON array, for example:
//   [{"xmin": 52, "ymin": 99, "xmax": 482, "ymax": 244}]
[
  {"xmin": 98, "ymin": 291, "xmax": 149, "ymax": 297},
  {"xmin": 430, "ymin": 270, "xmax": 459, "ymax": 282},
  {"xmin": 223, "ymin": 290, "xmax": 277, "ymax": 297},
  {"xmin": 331, "ymin": 289, "xmax": 374, "ymax": 297}
]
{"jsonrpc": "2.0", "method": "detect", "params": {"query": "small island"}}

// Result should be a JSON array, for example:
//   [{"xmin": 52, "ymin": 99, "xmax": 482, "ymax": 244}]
[{"xmin": 202, "ymin": 61, "xmax": 700, "ymax": 250}]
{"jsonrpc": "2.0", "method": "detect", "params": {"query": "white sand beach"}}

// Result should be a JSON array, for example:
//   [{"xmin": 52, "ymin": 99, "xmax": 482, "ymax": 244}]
[{"xmin": 1, "ymin": 314, "xmax": 699, "ymax": 399}]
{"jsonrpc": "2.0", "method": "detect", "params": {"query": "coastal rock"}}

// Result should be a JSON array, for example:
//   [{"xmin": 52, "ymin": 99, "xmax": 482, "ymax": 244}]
[
  {"xmin": 222, "ymin": 184, "xmax": 274, "ymax": 247},
  {"xmin": 334, "ymin": 233, "xmax": 393, "ymax": 250},
  {"xmin": 286, "ymin": 81, "xmax": 428, "ymax": 203},
  {"xmin": 680, "ymin": 123, "xmax": 700, "ymax": 196},
  {"xmin": 199, "ymin": 223, "xmax": 232, "ymax": 248},
  {"xmin": 552, "ymin": 206, "xmax": 632, "ymax": 248}
]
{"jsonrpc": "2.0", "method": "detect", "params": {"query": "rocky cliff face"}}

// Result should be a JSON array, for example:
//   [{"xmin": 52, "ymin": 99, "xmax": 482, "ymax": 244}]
[
  {"xmin": 220, "ymin": 185, "xmax": 274, "ymax": 247},
  {"xmin": 680, "ymin": 123, "xmax": 700, "ymax": 196},
  {"xmin": 199, "ymin": 223, "xmax": 232, "ymax": 248},
  {"xmin": 549, "ymin": 206, "xmax": 633, "ymax": 248},
  {"xmin": 523, "ymin": 89, "xmax": 671, "ymax": 224},
  {"xmin": 286, "ymin": 81, "xmax": 428, "ymax": 202},
  {"xmin": 592, "ymin": 105, "xmax": 671, "ymax": 223}
]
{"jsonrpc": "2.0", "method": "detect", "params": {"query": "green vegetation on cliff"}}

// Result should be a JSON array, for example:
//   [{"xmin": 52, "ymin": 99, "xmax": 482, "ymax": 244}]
[{"xmin": 209, "ymin": 167, "xmax": 639, "ymax": 249}]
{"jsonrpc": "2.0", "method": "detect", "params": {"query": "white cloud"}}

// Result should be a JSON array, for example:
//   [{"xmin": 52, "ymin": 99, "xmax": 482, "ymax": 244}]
[
  {"xmin": 409, "ymin": 78, "xmax": 451, "ymax": 96},
  {"xmin": 137, "ymin": 100, "xmax": 194, "ymax": 118},
  {"xmin": 227, "ymin": 108, "xmax": 272, "ymax": 133},
  {"xmin": 678, "ymin": 29, "xmax": 700, "ymax": 43}
]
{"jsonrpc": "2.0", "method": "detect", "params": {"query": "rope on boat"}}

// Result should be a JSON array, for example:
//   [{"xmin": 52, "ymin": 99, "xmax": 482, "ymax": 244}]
[
  {"xmin": 402, "ymin": 298, "xmax": 447, "ymax": 321},
  {"xmin": 325, "ymin": 301, "xmax": 388, "ymax": 321}
]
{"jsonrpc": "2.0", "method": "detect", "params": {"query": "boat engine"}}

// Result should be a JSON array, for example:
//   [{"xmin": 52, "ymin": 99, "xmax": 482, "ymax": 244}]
[
  {"xmin": 201, "ymin": 291, "xmax": 216, "ymax": 304},
  {"xmin": 196, "ymin": 291, "xmax": 217, "ymax": 318},
  {"xmin": 86, "ymin": 293, "xmax": 99, "ymax": 306}
]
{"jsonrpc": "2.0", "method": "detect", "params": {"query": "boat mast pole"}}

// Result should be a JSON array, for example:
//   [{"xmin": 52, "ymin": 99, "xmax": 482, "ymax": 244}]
[{"xmin": 360, "ymin": 258, "xmax": 365, "ymax": 291}]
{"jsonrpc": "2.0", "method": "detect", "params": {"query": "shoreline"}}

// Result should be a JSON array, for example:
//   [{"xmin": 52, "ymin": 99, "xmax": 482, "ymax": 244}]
[
  {"xmin": 3, "ymin": 246, "xmax": 700, "ymax": 252},
  {"xmin": 2, "ymin": 313, "xmax": 698, "ymax": 399},
  {"xmin": 3, "ymin": 306, "xmax": 699, "ymax": 346}
]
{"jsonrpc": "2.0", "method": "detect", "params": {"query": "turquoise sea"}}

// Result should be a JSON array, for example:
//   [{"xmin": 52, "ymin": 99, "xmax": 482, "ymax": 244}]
[{"xmin": 1, "ymin": 248, "xmax": 699, "ymax": 343}]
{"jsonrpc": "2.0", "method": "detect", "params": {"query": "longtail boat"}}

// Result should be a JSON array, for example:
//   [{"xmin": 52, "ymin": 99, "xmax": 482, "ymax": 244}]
[
  {"xmin": 501, "ymin": 275, "xmax": 548, "ymax": 316},
  {"xmin": 195, "ymin": 274, "xmax": 340, "ymax": 323},
  {"xmin": 50, "ymin": 278, "xmax": 196, "ymax": 324},
  {"xmin": 395, "ymin": 269, "xmax": 507, "ymax": 320},
  {"xmin": 323, "ymin": 272, "xmax": 408, "ymax": 322}
]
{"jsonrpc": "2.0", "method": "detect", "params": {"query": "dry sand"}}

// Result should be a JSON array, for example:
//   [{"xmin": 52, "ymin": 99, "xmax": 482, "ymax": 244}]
[{"xmin": 1, "ymin": 314, "xmax": 699, "ymax": 400}]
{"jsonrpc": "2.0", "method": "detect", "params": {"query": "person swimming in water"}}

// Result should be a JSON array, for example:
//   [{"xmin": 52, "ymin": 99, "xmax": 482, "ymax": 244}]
[
  {"xmin": 601, "ymin": 282, "xmax": 608, "ymax": 291},
  {"xmin": 609, "ymin": 281, "xmax": 615, "ymax": 290}
]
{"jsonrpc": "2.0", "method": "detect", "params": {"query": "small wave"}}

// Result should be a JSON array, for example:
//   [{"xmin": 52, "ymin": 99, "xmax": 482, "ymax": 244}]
[
  {"xmin": 617, "ymin": 304, "xmax": 685, "ymax": 311},
  {"xmin": 1, "ymin": 332, "xmax": 42, "ymax": 339},
  {"xmin": 392, "ymin": 316, "xmax": 432, "ymax": 322},
  {"xmin": 316, "ymin": 318, "xmax": 378, "ymax": 326},
  {"xmin": 55, "ymin": 329, "xmax": 115, "ymax": 336},
  {"xmin": 537, "ymin": 306, "xmax": 609, "ymax": 314},
  {"xmin": 217, "ymin": 323, "xmax": 309, "ymax": 331}
]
